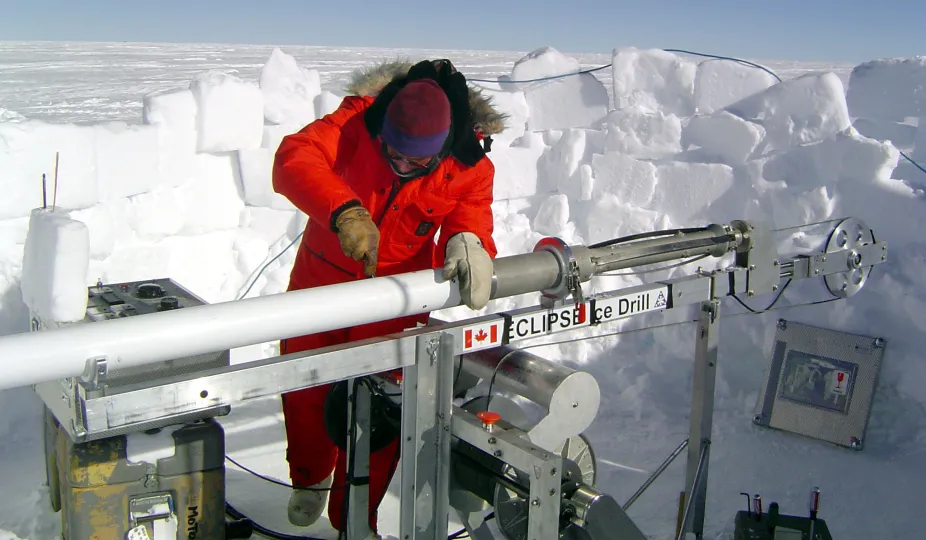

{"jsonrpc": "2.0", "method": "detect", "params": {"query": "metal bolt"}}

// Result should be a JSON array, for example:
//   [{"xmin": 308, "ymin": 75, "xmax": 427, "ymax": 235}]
[
  {"xmin": 747, "ymin": 290, "xmax": 755, "ymax": 297},
  {"xmin": 572, "ymin": 402, "xmax": 578, "ymax": 408},
  {"xmin": 753, "ymin": 414, "xmax": 763, "ymax": 424},
  {"xmin": 822, "ymin": 255, "xmax": 827, "ymax": 262},
  {"xmin": 551, "ymin": 468, "xmax": 557, "ymax": 476},
  {"xmin": 549, "ymin": 489, "xmax": 556, "ymax": 496},
  {"xmin": 773, "ymin": 260, "xmax": 780, "ymax": 266},
  {"xmin": 531, "ymin": 498, "xmax": 541, "ymax": 506},
  {"xmin": 488, "ymin": 437, "xmax": 497, "ymax": 444},
  {"xmin": 772, "ymin": 285, "xmax": 778, "ymax": 291},
  {"xmin": 749, "ymin": 264, "xmax": 756, "ymax": 270},
  {"xmin": 494, "ymin": 450, "xmax": 503, "ymax": 457}
]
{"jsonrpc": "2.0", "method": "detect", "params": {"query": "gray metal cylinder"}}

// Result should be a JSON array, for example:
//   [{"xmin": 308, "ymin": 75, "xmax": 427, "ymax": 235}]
[
  {"xmin": 459, "ymin": 347, "xmax": 596, "ymax": 411},
  {"xmin": 491, "ymin": 251, "xmax": 562, "ymax": 299}
]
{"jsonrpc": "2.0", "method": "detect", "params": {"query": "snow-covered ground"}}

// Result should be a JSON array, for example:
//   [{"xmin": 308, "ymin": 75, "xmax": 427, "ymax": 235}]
[{"xmin": 1, "ymin": 41, "xmax": 924, "ymax": 540}]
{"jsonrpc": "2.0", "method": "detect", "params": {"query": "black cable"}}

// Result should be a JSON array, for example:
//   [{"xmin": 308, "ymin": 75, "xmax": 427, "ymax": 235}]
[
  {"xmin": 730, "ymin": 278, "xmax": 792, "ymax": 313},
  {"xmin": 597, "ymin": 254, "xmax": 710, "ymax": 277},
  {"xmin": 340, "ymin": 378, "xmax": 362, "ymax": 538},
  {"xmin": 588, "ymin": 227, "xmax": 708, "ymax": 249},
  {"xmin": 484, "ymin": 350, "xmax": 517, "ymax": 409},
  {"xmin": 225, "ymin": 501, "xmax": 326, "ymax": 540},
  {"xmin": 225, "ymin": 455, "xmax": 345, "ymax": 492}
]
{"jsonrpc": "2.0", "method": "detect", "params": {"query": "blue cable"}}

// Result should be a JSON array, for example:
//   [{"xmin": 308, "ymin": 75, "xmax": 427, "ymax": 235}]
[
  {"xmin": 899, "ymin": 150, "xmax": 926, "ymax": 177},
  {"xmin": 662, "ymin": 48, "xmax": 782, "ymax": 83},
  {"xmin": 468, "ymin": 63, "xmax": 611, "ymax": 84}
]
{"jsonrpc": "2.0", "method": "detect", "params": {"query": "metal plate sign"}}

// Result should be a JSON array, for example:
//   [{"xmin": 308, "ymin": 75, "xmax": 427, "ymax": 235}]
[
  {"xmin": 753, "ymin": 319, "xmax": 886, "ymax": 450},
  {"xmin": 593, "ymin": 285, "xmax": 669, "ymax": 323},
  {"xmin": 507, "ymin": 302, "xmax": 591, "ymax": 342}
]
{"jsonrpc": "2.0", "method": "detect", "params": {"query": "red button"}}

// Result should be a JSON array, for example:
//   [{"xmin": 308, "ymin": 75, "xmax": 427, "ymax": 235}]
[{"xmin": 477, "ymin": 411, "xmax": 501, "ymax": 425}]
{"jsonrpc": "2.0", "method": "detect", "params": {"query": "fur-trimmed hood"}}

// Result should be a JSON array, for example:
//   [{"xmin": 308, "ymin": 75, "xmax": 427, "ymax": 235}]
[{"xmin": 344, "ymin": 59, "xmax": 508, "ymax": 137}]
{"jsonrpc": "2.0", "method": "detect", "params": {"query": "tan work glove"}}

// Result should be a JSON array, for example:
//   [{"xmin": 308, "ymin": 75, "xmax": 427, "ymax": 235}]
[
  {"xmin": 442, "ymin": 232, "xmax": 493, "ymax": 310},
  {"xmin": 335, "ymin": 206, "xmax": 379, "ymax": 277}
]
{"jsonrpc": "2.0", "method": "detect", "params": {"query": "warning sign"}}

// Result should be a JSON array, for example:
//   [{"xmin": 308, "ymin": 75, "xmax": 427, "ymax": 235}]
[
  {"xmin": 461, "ymin": 320, "xmax": 503, "ymax": 352},
  {"xmin": 827, "ymin": 369, "xmax": 851, "ymax": 396}
]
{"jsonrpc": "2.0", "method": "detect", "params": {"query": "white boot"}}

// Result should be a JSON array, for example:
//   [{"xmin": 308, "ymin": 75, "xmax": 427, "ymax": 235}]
[{"xmin": 287, "ymin": 473, "xmax": 333, "ymax": 527}]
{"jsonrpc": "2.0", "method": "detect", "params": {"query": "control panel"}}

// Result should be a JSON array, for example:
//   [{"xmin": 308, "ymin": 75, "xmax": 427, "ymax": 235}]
[{"xmin": 85, "ymin": 279, "xmax": 206, "ymax": 322}]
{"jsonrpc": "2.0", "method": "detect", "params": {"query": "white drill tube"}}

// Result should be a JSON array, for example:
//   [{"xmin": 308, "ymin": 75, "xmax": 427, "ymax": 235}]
[{"xmin": 0, "ymin": 269, "xmax": 460, "ymax": 391}]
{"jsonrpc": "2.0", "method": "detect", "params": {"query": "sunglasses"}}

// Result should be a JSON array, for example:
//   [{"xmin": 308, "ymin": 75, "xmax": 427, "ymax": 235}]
[{"xmin": 381, "ymin": 140, "xmax": 437, "ymax": 170}]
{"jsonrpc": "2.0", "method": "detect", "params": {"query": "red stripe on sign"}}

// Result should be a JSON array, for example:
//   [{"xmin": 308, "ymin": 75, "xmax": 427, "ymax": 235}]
[
  {"xmin": 465, "ymin": 329, "xmax": 473, "ymax": 348},
  {"xmin": 577, "ymin": 303, "xmax": 587, "ymax": 324},
  {"xmin": 491, "ymin": 324, "xmax": 498, "ymax": 343}
]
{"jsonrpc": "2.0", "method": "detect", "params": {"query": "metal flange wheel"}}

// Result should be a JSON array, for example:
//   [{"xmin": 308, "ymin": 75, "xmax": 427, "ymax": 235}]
[
  {"xmin": 824, "ymin": 217, "xmax": 875, "ymax": 298},
  {"xmin": 494, "ymin": 434, "xmax": 597, "ymax": 540}
]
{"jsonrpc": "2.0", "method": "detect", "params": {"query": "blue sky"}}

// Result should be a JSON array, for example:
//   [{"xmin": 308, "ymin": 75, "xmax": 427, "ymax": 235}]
[{"xmin": 0, "ymin": 0, "xmax": 921, "ymax": 62}]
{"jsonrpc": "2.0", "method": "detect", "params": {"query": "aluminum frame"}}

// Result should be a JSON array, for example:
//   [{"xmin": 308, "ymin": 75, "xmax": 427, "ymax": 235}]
[{"xmin": 32, "ymin": 217, "xmax": 888, "ymax": 539}]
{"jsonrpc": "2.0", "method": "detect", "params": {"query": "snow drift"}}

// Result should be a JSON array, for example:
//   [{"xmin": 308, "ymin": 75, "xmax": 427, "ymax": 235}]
[{"xmin": 0, "ymin": 44, "xmax": 924, "ymax": 540}]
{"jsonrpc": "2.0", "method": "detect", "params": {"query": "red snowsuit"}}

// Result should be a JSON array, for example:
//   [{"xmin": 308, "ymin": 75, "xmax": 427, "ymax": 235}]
[{"xmin": 272, "ymin": 62, "xmax": 499, "ymax": 533}]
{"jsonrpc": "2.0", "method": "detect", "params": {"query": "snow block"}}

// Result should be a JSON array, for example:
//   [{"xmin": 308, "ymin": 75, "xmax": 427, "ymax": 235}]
[
  {"xmin": 511, "ymin": 46, "xmax": 581, "ymax": 88},
  {"xmin": 260, "ymin": 48, "xmax": 322, "ymax": 126},
  {"xmin": 846, "ymin": 57, "xmax": 926, "ymax": 122},
  {"xmin": 538, "ymin": 129, "xmax": 587, "ymax": 200},
  {"xmin": 851, "ymin": 118, "xmax": 916, "ymax": 149},
  {"xmin": 158, "ymin": 232, "xmax": 239, "ymax": 304},
  {"xmin": 315, "ymin": 91, "xmax": 343, "ymax": 119},
  {"xmin": 190, "ymin": 70, "xmax": 264, "ymax": 153},
  {"xmin": 175, "ymin": 153, "xmax": 245, "ymax": 234},
  {"xmin": 66, "ymin": 204, "xmax": 116, "ymax": 260},
  {"xmin": 652, "ymin": 162, "xmax": 735, "ymax": 225},
  {"xmin": 612, "ymin": 47, "xmax": 697, "ymax": 117},
  {"xmin": 485, "ymin": 90, "xmax": 529, "ymax": 145},
  {"xmin": 262, "ymin": 124, "xmax": 302, "ymax": 153},
  {"xmin": 586, "ymin": 194, "xmax": 662, "ymax": 246},
  {"xmin": 143, "ymin": 87, "xmax": 198, "ymax": 187},
  {"xmin": 591, "ymin": 153, "xmax": 658, "ymax": 207},
  {"xmin": 533, "ymin": 193, "xmax": 570, "ymax": 235},
  {"xmin": 682, "ymin": 111, "xmax": 765, "ymax": 165},
  {"xmin": 763, "ymin": 127, "xmax": 900, "ymax": 190},
  {"xmin": 912, "ymin": 119, "xmax": 926, "ymax": 162},
  {"xmin": 603, "ymin": 106, "xmax": 682, "ymax": 158},
  {"xmin": 522, "ymin": 75, "xmax": 609, "ymax": 132},
  {"xmin": 127, "ymin": 185, "xmax": 186, "ymax": 241},
  {"xmin": 491, "ymin": 132, "xmax": 547, "ymax": 199},
  {"xmin": 693, "ymin": 58, "xmax": 778, "ymax": 114},
  {"xmin": 512, "ymin": 47, "xmax": 607, "ymax": 131},
  {"xmin": 240, "ymin": 206, "xmax": 300, "ymax": 244},
  {"xmin": 724, "ymin": 72, "xmax": 851, "ymax": 156},
  {"xmin": 237, "ymin": 148, "xmax": 297, "ymax": 210},
  {"xmin": 20, "ymin": 209, "xmax": 90, "ymax": 323},
  {"xmin": 94, "ymin": 122, "xmax": 161, "ymax": 199},
  {"xmin": 0, "ymin": 120, "xmax": 98, "ymax": 220}
]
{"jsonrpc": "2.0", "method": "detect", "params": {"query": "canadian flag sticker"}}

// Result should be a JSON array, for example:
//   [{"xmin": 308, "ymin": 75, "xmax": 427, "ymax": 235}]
[{"xmin": 462, "ymin": 321, "xmax": 502, "ymax": 351}]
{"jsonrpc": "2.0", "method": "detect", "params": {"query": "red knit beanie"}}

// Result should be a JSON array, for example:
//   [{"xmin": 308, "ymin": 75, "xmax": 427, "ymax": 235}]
[{"xmin": 381, "ymin": 79, "xmax": 451, "ymax": 157}]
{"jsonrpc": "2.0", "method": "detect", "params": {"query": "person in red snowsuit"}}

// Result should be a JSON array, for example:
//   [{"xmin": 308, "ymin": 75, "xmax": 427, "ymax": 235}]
[{"xmin": 271, "ymin": 59, "xmax": 507, "ymax": 536}]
